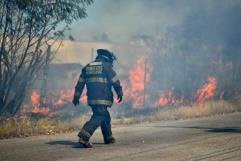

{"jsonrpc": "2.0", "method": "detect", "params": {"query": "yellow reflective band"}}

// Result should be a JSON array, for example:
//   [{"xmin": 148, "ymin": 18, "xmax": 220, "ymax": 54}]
[
  {"xmin": 112, "ymin": 75, "xmax": 119, "ymax": 82},
  {"xmin": 89, "ymin": 62, "xmax": 102, "ymax": 66},
  {"xmin": 85, "ymin": 77, "xmax": 108, "ymax": 83},
  {"xmin": 86, "ymin": 66, "xmax": 103, "ymax": 75},
  {"xmin": 88, "ymin": 99, "xmax": 113, "ymax": 106}
]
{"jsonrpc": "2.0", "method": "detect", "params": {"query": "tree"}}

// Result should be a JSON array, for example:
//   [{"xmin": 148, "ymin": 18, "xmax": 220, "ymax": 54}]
[{"xmin": 0, "ymin": 0, "xmax": 93, "ymax": 116}]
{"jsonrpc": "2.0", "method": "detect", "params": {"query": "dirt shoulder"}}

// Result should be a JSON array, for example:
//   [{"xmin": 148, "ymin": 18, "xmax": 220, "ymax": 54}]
[{"xmin": 0, "ymin": 112, "xmax": 241, "ymax": 161}]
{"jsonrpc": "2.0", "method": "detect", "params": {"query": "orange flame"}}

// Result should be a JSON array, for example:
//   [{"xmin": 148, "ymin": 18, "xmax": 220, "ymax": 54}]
[
  {"xmin": 155, "ymin": 88, "xmax": 184, "ymax": 107},
  {"xmin": 53, "ymin": 88, "xmax": 74, "ymax": 106},
  {"xmin": 31, "ymin": 90, "xmax": 40, "ymax": 106},
  {"xmin": 31, "ymin": 90, "xmax": 50, "ymax": 116},
  {"xmin": 195, "ymin": 76, "xmax": 217, "ymax": 103},
  {"xmin": 128, "ymin": 57, "xmax": 152, "ymax": 108},
  {"xmin": 32, "ymin": 106, "xmax": 50, "ymax": 115},
  {"xmin": 29, "ymin": 58, "xmax": 219, "ymax": 114},
  {"xmin": 30, "ymin": 87, "xmax": 89, "ymax": 116}
]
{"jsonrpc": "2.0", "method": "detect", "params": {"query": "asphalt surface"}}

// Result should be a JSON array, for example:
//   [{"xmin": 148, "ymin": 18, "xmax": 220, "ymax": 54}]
[{"xmin": 1, "ymin": 113, "xmax": 241, "ymax": 161}]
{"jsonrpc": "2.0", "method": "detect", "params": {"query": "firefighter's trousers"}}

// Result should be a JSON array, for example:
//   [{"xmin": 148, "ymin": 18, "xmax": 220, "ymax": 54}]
[{"xmin": 78, "ymin": 105, "xmax": 112, "ymax": 142}]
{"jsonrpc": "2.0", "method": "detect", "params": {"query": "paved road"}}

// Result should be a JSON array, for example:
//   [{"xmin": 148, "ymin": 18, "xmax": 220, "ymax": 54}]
[{"xmin": 1, "ymin": 113, "xmax": 241, "ymax": 161}]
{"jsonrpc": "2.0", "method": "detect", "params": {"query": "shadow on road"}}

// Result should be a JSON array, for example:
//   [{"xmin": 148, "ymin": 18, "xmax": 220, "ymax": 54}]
[
  {"xmin": 155, "ymin": 126, "xmax": 241, "ymax": 133},
  {"xmin": 46, "ymin": 140, "xmax": 82, "ymax": 148},
  {"xmin": 46, "ymin": 140, "xmax": 105, "ymax": 148},
  {"xmin": 47, "ymin": 140, "xmax": 77, "ymax": 146}
]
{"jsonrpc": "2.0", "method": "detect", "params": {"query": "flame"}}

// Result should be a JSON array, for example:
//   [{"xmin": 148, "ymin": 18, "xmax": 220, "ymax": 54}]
[
  {"xmin": 29, "ymin": 57, "xmax": 219, "ymax": 114},
  {"xmin": 31, "ymin": 90, "xmax": 40, "ymax": 106},
  {"xmin": 155, "ymin": 88, "xmax": 184, "ymax": 107},
  {"xmin": 53, "ymin": 88, "xmax": 74, "ymax": 106},
  {"xmin": 155, "ymin": 76, "xmax": 217, "ymax": 107},
  {"xmin": 53, "ymin": 88, "xmax": 87, "ymax": 106},
  {"xmin": 32, "ymin": 106, "xmax": 50, "ymax": 115},
  {"xmin": 30, "ymin": 87, "xmax": 89, "ymax": 116},
  {"xmin": 195, "ymin": 76, "xmax": 217, "ymax": 103},
  {"xmin": 155, "ymin": 89, "xmax": 174, "ymax": 107},
  {"xmin": 128, "ymin": 57, "xmax": 152, "ymax": 108},
  {"xmin": 31, "ymin": 90, "xmax": 50, "ymax": 116},
  {"xmin": 29, "ymin": 56, "xmax": 154, "ymax": 112}
]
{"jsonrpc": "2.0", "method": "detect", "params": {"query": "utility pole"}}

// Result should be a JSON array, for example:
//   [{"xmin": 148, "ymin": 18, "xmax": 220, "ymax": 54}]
[
  {"xmin": 143, "ymin": 58, "xmax": 147, "ymax": 107},
  {"xmin": 40, "ymin": 45, "xmax": 51, "ymax": 107},
  {"xmin": 91, "ymin": 48, "xmax": 94, "ymax": 61}
]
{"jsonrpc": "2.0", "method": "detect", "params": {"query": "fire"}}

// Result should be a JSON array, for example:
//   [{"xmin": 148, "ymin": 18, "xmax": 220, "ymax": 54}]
[
  {"xmin": 53, "ymin": 88, "xmax": 74, "ymax": 106},
  {"xmin": 195, "ymin": 76, "xmax": 217, "ymax": 103},
  {"xmin": 155, "ymin": 77, "xmax": 218, "ymax": 108},
  {"xmin": 30, "ymin": 87, "xmax": 88, "ymax": 116},
  {"xmin": 155, "ymin": 88, "xmax": 184, "ymax": 107},
  {"xmin": 31, "ymin": 90, "xmax": 40, "ymax": 106},
  {"xmin": 32, "ymin": 106, "xmax": 50, "ymax": 115},
  {"xmin": 31, "ymin": 90, "xmax": 50, "ymax": 116},
  {"xmin": 53, "ymin": 88, "xmax": 87, "ymax": 106},
  {"xmin": 29, "ymin": 56, "xmax": 154, "ymax": 113},
  {"xmin": 128, "ymin": 57, "xmax": 152, "ymax": 108},
  {"xmin": 29, "ymin": 57, "xmax": 219, "ymax": 114},
  {"xmin": 155, "ymin": 89, "xmax": 175, "ymax": 107}
]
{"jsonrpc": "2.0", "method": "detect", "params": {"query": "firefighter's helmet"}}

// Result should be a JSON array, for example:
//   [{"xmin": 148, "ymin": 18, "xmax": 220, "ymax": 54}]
[{"xmin": 97, "ymin": 49, "xmax": 117, "ymax": 63}]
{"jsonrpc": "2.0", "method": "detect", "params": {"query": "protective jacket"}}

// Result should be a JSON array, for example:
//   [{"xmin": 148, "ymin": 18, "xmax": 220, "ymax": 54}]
[{"xmin": 74, "ymin": 59, "xmax": 123, "ymax": 107}]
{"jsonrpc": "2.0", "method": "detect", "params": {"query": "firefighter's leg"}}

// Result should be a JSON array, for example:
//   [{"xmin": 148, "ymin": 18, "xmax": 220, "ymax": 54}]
[
  {"xmin": 78, "ymin": 106, "xmax": 105, "ymax": 142},
  {"xmin": 100, "ymin": 107, "xmax": 115, "ymax": 144}
]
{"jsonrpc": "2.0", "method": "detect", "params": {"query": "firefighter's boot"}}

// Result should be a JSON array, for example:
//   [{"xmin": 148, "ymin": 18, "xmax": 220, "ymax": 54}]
[
  {"xmin": 78, "ymin": 138, "xmax": 93, "ymax": 148},
  {"xmin": 104, "ymin": 136, "xmax": 116, "ymax": 144}
]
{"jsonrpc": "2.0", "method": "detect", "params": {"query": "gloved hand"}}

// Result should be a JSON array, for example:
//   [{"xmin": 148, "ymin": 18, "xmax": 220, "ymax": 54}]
[
  {"xmin": 72, "ymin": 98, "xmax": 79, "ymax": 106},
  {"xmin": 117, "ymin": 95, "xmax": 123, "ymax": 103}
]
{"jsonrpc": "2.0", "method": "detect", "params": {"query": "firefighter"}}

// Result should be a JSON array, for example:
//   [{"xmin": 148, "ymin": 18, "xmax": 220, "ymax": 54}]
[{"xmin": 72, "ymin": 49, "xmax": 123, "ymax": 148}]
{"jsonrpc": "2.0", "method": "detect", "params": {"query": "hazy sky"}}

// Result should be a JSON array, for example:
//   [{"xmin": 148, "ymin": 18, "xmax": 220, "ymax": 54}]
[{"xmin": 66, "ymin": 0, "xmax": 241, "ymax": 44}]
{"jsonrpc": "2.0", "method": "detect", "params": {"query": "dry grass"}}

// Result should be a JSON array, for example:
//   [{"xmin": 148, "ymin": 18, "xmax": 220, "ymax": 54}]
[
  {"xmin": 0, "ymin": 117, "xmax": 82, "ymax": 139},
  {"xmin": 115, "ymin": 100, "xmax": 241, "ymax": 125},
  {"xmin": 155, "ymin": 100, "xmax": 239, "ymax": 121},
  {"xmin": 0, "ymin": 100, "xmax": 240, "ymax": 139}
]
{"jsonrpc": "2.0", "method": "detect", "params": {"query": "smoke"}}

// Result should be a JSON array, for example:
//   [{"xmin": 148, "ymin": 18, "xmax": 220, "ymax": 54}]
[
  {"xmin": 68, "ymin": 0, "xmax": 241, "ymax": 107},
  {"xmin": 68, "ymin": 0, "xmax": 189, "ymax": 43},
  {"xmin": 69, "ymin": 0, "xmax": 241, "ymax": 44},
  {"xmin": 28, "ymin": 0, "xmax": 241, "ymax": 116},
  {"xmin": 144, "ymin": 0, "xmax": 241, "ymax": 102}
]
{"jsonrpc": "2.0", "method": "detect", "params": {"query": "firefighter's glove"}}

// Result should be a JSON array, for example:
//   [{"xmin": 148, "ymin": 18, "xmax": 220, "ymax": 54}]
[
  {"xmin": 72, "ymin": 98, "xmax": 80, "ymax": 106},
  {"xmin": 117, "ymin": 95, "xmax": 123, "ymax": 103}
]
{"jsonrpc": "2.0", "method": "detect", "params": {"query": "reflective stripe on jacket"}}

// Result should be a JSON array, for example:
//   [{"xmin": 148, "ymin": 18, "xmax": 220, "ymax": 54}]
[{"xmin": 74, "ymin": 59, "xmax": 123, "ymax": 107}]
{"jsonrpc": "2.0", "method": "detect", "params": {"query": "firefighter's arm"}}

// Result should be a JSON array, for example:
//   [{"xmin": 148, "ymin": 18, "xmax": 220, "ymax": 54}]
[
  {"xmin": 72, "ymin": 73, "xmax": 85, "ymax": 106},
  {"xmin": 106, "ymin": 65, "xmax": 123, "ymax": 102}
]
